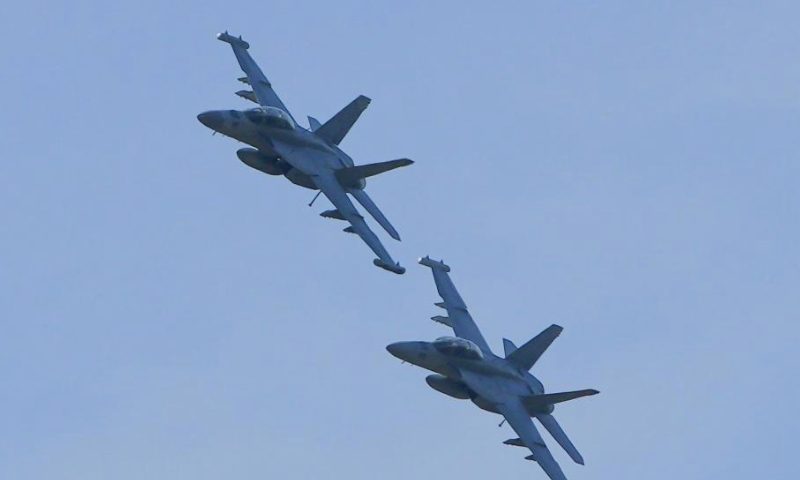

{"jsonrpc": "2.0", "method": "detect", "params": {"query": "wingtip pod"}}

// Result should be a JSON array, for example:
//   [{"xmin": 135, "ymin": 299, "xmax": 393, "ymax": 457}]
[
  {"xmin": 216, "ymin": 31, "xmax": 250, "ymax": 49},
  {"xmin": 418, "ymin": 256, "xmax": 451, "ymax": 272},
  {"xmin": 374, "ymin": 259, "xmax": 405, "ymax": 275}
]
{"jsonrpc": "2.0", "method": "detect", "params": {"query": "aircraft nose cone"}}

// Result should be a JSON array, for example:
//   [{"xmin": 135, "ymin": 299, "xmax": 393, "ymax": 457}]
[
  {"xmin": 197, "ymin": 110, "xmax": 224, "ymax": 130},
  {"xmin": 386, "ymin": 342, "xmax": 412, "ymax": 361}
]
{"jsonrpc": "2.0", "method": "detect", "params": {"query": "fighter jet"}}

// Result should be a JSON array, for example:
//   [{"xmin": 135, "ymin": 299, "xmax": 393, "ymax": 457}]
[
  {"xmin": 387, "ymin": 257, "xmax": 599, "ymax": 480},
  {"xmin": 198, "ymin": 32, "xmax": 412, "ymax": 274}
]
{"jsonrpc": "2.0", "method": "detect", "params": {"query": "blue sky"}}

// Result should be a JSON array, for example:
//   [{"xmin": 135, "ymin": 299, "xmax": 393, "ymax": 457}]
[{"xmin": 1, "ymin": 1, "xmax": 798, "ymax": 479}]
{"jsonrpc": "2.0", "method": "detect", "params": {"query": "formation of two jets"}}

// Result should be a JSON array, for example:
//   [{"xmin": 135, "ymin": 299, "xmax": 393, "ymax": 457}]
[{"xmin": 198, "ymin": 32, "xmax": 598, "ymax": 480}]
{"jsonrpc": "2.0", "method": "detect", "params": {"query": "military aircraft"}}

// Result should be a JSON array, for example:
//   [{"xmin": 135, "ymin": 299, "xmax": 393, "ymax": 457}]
[
  {"xmin": 387, "ymin": 257, "xmax": 599, "ymax": 480},
  {"xmin": 198, "ymin": 32, "xmax": 412, "ymax": 274}
]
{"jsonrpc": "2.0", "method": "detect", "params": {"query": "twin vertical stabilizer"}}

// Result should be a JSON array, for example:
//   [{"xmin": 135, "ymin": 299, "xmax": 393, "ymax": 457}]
[
  {"xmin": 315, "ymin": 95, "xmax": 371, "ymax": 145},
  {"xmin": 506, "ymin": 324, "xmax": 563, "ymax": 371}
]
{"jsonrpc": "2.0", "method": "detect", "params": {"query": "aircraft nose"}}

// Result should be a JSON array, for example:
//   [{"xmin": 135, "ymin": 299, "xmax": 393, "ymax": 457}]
[
  {"xmin": 197, "ymin": 110, "xmax": 224, "ymax": 130},
  {"xmin": 386, "ymin": 342, "xmax": 414, "ymax": 361}
]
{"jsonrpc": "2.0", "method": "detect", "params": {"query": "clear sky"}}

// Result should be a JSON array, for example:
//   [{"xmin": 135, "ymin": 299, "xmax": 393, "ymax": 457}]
[{"xmin": 1, "ymin": 1, "xmax": 798, "ymax": 479}]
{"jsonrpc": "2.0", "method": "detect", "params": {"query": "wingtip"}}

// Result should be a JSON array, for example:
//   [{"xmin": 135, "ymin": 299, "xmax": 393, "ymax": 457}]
[
  {"xmin": 418, "ymin": 256, "xmax": 451, "ymax": 272},
  {"xmin": 216, "ymin": 31, "xmax": 249, "ymax": 48},
  {"xmin": 374, "ymin": 258, "xmax": 405, "ymax": 274}
]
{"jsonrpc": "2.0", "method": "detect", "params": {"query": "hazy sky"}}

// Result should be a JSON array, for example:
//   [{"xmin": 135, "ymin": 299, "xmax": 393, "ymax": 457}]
[{"xmin": 1, "ymin": 2, "xmax": 798, "ymax": 479}]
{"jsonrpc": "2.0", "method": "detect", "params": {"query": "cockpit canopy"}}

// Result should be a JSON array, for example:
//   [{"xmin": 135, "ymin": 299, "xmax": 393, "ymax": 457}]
[
  {"xmin": 433, "ymin": 336, "xmax": 484, "ymax": 360},
  {"xmin": 244, "ymin": 106, "xmax": 295, "ymax": 130}
]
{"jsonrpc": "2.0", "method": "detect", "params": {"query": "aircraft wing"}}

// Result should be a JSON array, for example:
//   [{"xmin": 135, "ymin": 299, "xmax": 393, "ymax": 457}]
[
  {"xmin": 217, "ymin": 32, "xmax": 295, "ymax": 121},
  {"xmin": 312, "ymin": 171, "xmax": 405, "ymax": 274},
  {"xmin": 496, "ymin": 398, "xmax": 568, "ymax": 480},
  {"xmin": 455, "ymin": 370, "xmax": 567, "ymax": 480},
  {"xmin": 418, "ymin": 257, "xmax": 492, "ymax": 353}
]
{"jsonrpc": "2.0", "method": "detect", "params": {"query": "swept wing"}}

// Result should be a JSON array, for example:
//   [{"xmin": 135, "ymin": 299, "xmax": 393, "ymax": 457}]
[
  {"xmin": 456, "ymin": 369, "xmax": 568, "ymax": 480},
  {"xmin": 311, "ymin": 171, "xmax": 404, "ymax": 274},
  {"xmin": 496, "ymin": 398, "xmax": 568, "ymax": 480},
  {"xmin": 418, "ymin": 257, "xmax": 491, "ymax": 353},
  {"xmin": 217, "ymin": 32, "xmax": 295, "ymax": 121}
]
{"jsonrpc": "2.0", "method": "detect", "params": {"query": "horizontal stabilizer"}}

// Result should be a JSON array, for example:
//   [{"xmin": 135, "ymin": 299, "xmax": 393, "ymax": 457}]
[
  {"xmin": 506, "ymin": 324, "xmax": 563, "ymax": 371},
  {"xmin": 336, "ymin": 159, "xmax": 414, "ymax": 189},
  {"xmin": 320, "ymin": 209, "xmax": 345, "ymax": 220},
  {"xmin": 308, "ymin": 116, "xmax": 322, "ymax": 131},
  {"xmin": 348, "ymin": 188, "xmax": 403, "ymax": 241},
  {"xmin": 536, "ymin": 413, "xmax": 586, "ymax": 465},
  {"xmin": 418, "ymin": 256, "xmax": 451, "ymax": 272},
  {"xmin": 373, "ymin": 258, "xmax": 405, "ymax": 275},
  {"xmin": 236, "ymin": 90, "xmax": 258, "ymax": 103},
  {"xmin": 316, "ymin": 95, "xmax": 371, "ymax": 145},
  {"xmin": 503, "ymin": 338, "xmax": 518, "ymax": 357},
  {"xmin": 523, "ymin": 389, "xmax": 599, "ymax": 413},
  {"xmin": 431, "ymin": 315, "xmax": 452, "ymax": 327}
]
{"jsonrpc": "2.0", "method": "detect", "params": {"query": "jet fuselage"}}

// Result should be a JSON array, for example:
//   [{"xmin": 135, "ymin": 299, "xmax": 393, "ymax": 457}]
[
  {"xmin": 198, "ymin": 107, "xmax": 364, "ymax": 191},
  {"xmin": 198, "ymin": 107, "xmax": 345, "ymax": 188},
  {"xmin": 386, "ymin": 340, "xmax": 546, "ymax": 414}
]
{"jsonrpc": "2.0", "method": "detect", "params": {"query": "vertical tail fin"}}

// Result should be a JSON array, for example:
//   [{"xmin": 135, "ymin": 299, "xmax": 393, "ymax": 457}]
[
  {"xmin": 503, "ymin": 338, "xmax": 518, "ymax": 357},
  {"xmin": 315, "ymin": 95, "xmax": 371, "ymax": 145},
  {"xmin": 506, "ymin": 325, "xmax": 563, "ymax": 371},
  {"xmin": 308, "ymin": 116, "xmax": 322, "ymax": 131}
]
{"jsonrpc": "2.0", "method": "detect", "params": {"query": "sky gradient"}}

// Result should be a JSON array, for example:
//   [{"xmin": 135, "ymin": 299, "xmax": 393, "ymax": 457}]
[{"xmin": 1, "ymin": 2, "xmax": 799, "ymax": 479}]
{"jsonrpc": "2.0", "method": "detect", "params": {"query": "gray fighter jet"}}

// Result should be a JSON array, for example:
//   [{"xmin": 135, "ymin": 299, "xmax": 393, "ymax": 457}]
[
  {"xmin": 387, "ymin": 257, "xmax": 599, "ymax": 480},
  {"xmin": 198, "ymin": 32, "xmax": 411, "ymax": 274}
]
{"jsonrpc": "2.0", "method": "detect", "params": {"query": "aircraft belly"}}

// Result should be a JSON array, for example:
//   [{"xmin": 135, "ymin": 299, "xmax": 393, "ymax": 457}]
[
  {"xmin": 269, "ymin": 139, "xmax": 342, "ymax": 176},
  {"xmin": 471, "ymin": 395, "xmax": 500, "ymax": 414},
  {"xmin": 284, "ymin": 169, "xmax": 317, "ymax": 189}
]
